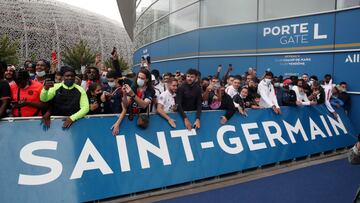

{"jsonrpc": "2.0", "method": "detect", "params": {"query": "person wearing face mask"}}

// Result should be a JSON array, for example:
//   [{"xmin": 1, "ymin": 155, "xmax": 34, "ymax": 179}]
[
  {"xmin": 123, "ymin": 68, "xmax": 155, "ymax": 115},
  {"xmin": 34, "ymin": 59, "xmax": 51, "ymax": 83},
  {"xmin": 10, "ymin": 70, "xmax": 46, "ymax": 117},
  {"xmin": 176, "ymin": 68, "xmax": 203, "ymax": 130},
  {"xmin": 258, "ymin": 71, "xmax": 281, "ymax": 114},
  {"xmin": 40, "ymin": 66, "xmax": 89, "ymax": 129},
  {"xmin": 103, "ymin": 70, "xmax": 128, "ymax": 114}
]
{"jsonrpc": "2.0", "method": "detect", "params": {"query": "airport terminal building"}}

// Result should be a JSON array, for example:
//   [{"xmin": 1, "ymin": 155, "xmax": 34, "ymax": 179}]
[{"xmin": 118, "ymin": 0, "xmax": 360, "ymax": 132}]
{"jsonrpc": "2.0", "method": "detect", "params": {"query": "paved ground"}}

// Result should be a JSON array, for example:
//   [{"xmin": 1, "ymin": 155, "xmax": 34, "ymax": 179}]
[{"xmin": 157, "ymin": 157, "xmax": 360, "ymax": 203}]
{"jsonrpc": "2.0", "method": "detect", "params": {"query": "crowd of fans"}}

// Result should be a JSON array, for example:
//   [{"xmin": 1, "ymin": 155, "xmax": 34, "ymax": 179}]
[{"xmin": 0, "ymin": 51, "xmax": 351, "ymax": 135}]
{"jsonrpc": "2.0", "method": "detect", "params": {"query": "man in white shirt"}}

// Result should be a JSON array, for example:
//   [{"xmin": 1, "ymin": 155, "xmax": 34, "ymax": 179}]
[
  {"xmin": 257, "ymin": 71, "xmax": 281, "ymax": 114},
  {"xmin": 225, "ymin": 76, "xmax": 241, "ymax": 98},
  {"xmin": 157, "ymin": 78, "xmax": 178, "ymax": 128},
  {"xmin": 321, "ymin": 74, "xmax": 338, "ymax": 118}
]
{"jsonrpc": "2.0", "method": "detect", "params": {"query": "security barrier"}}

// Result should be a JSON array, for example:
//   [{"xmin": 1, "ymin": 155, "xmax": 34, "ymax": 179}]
[{"xmin": 0, "ymin": 105, "xmax": 356, "ymax": 202}]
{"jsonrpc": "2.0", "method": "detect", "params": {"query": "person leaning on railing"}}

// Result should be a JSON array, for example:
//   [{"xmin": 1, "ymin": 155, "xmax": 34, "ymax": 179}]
[
  {"xmin": 40, "ymin": 66, "xmax": 89, "ymax": 129},
  {"xmin": 10, "ymin": 69, "xmax": 47, "ymax": 117}
]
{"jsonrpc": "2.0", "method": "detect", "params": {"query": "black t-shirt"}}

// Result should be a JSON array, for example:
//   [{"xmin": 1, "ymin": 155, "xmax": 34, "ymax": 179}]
[
  {"xmin": 281, "ymin": 88, "xmax": 297, "ymax": 106},
  {"xmin": 0, "ymin": 80, "xmax": 11, "ymax": 117},
  {"xmin": 87, "ymin": 92, "xmax": 107, "ymax": 115},
  {"xmin": 130, "ymin": 85, "xmax": 156, "ymax": 114},
  {"xmin": 233, "ymin": 94, "xmax": 251, "ymax": 109},
  {"xmin": 176, "ymin": 83, "xmax": 202, "ymax": 119}
]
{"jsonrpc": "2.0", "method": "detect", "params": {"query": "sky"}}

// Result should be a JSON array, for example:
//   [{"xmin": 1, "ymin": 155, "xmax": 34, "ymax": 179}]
[{"xmin": 56, "ymin": 0, "xmax": 124, "ymax": 26}]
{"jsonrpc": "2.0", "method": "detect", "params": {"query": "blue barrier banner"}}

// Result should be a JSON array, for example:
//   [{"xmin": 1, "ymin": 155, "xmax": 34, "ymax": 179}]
[{"xmin": 0, "ymin": 105, "xmax": 356, "ymax": 202}]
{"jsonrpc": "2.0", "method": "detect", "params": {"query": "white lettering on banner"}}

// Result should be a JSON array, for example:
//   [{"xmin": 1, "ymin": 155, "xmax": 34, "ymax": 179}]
[
  {"xmin": 241, "ymin": 123, "xmax": 267, "ymax": 151},
  {"xmin": 345, "ymin": 54, "xmax": 360, "ymax": 63},
  {"xmin": 283, "ymin": 119, "xmax": 309, "ymax": 143},
  {"xmin": 263, "ymin": 23, "xmax": 327, "ymax": 45},
  {"xmin": 18, "ymin": 141, "xmax": 62, "ymax": 185},
  {"xmin": 116, "ymin": 136, "xmax": 131, "ymax": 172},
  {"xmin": 217, "ymin": 125, "xmax": 244, "ymax": 154},
  {"xmin": 70, "ymin": 138, "xmax": 113, "ymax": 180},
  {"xmin": 136, "ymin": 132, "xmax": 171, "ymax": 169},
  {"xmin": 262, "ymin": 121, "xmax": 288, "ymax": 147},
  {"xmin": 170, "ymin": 129, "xmax": 196, "ymax": 161},
  {"xmin": 327, "ymin": 115, "xmax": 348, "ymax": 135},
  {"xmin": 17, "ymin": 114, "xmax": 350, "ymax": 186},
  {"xmin": 320, "ymin": 115, "xmax": 333, "ymax": 137},
  {"xmin": 309, "ymin": 118, "xmax": 327, "ymax": 140}
]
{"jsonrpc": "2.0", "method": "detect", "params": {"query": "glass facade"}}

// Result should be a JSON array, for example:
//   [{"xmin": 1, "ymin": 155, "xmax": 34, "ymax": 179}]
[
  {"xmin": 258, "ymin": 0, "xmax": 336, "ymax": 20},
  {"xmin": 201, "ymin": 0, "xmax": 257, "ymax": 27},
  {"xmin": 134, "ymin": 0, "xmax": 360, "ymax": 49},
  {"xmin": 170, "ymin": 2, "xmax": 199, "ymax": 35},
  {"xmin": 337, "ymin": 0, "xmax": 360, "ymax": 9}
]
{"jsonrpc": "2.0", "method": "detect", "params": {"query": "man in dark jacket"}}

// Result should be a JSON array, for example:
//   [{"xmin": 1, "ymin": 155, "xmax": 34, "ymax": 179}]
[
  {"xmin": 280, "ymin": 79, "xmax": 297, "ymax": 106},
  {"xmin": 176, "ymin": 68, "xmax": 202, "ymax": 130}
]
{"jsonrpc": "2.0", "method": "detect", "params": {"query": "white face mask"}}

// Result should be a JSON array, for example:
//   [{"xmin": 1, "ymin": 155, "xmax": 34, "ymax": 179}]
[
  {"xmin": 29, "ymin": 73, "xmax": 35, "ymax": 77},
  {"xmin": 36, "ymin": 71, "xmax": 46, "ymax": 77},
  {"xmin": 274, "ymin": 82, "xmax": 280, "ymax": 87},
  {"xmin": 137, "ymin": 78, "xmax": 145, "ymax": 87},
  {"xmin": 108, "ymin": 81, "xmax": 116, "ymax": 88},
  {"xmin": 264, "ymin": 78, "xmax": 271, "ymax": 85}
]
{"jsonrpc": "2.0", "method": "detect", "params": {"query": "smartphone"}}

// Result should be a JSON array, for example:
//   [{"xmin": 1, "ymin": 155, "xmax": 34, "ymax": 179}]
[
  {"xmin": 51, "ymin": 51, "xmax": 57, "ymax": 62},
  {"xmin": 45, "ymin": 74, "xmax": 55, "ymax": 82}
]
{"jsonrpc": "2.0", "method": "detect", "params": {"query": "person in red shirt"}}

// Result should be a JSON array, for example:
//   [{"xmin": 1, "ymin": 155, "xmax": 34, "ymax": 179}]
[{"xmin": 10, "ymin": 69, "xmax": 46, "ymax": 117}]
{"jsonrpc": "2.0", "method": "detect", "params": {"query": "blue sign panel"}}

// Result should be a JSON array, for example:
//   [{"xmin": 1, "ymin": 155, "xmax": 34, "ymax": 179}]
[
  {"xmin": 335, "ymin": 8, "xmax": 360, "ymax": 48},
  {"xmin": 199, "ymin": 23, "xmax": 257, "ymax": 54},
  {"xmin": 0, "ymin": 106, "xmax": 356, "ymax": 202},
  {"xmin": 334, "ymin": 51, "xmax": 360, "ymax": 92},
  {"xmin": 257, "ymin": 53, "xmax": 334, "ymax": 77},
  {"xmin": 257, "ymin": 13, "xmax": 335, "ymax": 52}
]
